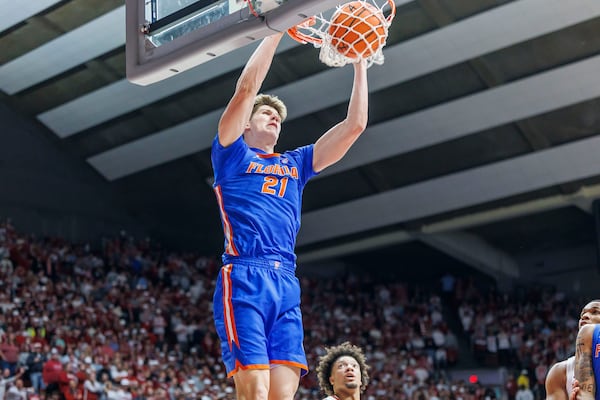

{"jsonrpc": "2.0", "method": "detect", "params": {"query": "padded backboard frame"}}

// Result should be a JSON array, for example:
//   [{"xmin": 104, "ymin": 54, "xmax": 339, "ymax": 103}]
[{"xmin": 126, "ymin": 0, "xmax": 344, "ymax": 86}]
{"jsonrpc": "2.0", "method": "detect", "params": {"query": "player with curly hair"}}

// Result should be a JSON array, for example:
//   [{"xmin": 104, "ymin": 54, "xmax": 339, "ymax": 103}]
[{"xmin": 316, "ymin": 342, "xmax": 370, "ymax": 400}]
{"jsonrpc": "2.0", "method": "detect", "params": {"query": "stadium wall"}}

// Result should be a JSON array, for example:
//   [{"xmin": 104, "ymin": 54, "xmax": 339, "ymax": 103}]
[
  {"xmin": 517, "ymin": 244, "xmax": 600, "ymax": 297},
  {"xmin": 0, "ymin": 103, "xmax": 145, "ymax": 243}
]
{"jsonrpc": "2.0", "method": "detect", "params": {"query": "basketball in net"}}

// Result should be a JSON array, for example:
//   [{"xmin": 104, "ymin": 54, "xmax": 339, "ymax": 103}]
[
  {"xmin": 329, "ymin": 1, "xmax": 387, "ymax": 59},
  {"xmin": 286, "ymin": 0, "xmax": 396, "ymax": 68}
]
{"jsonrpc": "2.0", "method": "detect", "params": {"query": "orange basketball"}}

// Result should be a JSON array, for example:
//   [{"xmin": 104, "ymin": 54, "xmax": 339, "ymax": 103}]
[{"xmin": 328, "ymin": 1, "xmax": 387, "ymax": 59}]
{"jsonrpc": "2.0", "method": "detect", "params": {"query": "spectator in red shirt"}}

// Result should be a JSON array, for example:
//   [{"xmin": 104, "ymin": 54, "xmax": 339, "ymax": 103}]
[
  {"xmin": 42, "ymin": 348, "xmax": 67, "ymax": 397},
  {"xmin": 61, "ymin": 377, "xmax": 82, "ymax": 400},
  {"xmin": 0, "ymin": 333, "xmax": 20, "ymax": 375}
]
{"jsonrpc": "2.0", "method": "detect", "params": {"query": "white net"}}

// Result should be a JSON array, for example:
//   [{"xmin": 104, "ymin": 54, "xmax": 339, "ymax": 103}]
[{"xmin": 287, "ymin": 0, "xmax": 396, "ymax": 68}]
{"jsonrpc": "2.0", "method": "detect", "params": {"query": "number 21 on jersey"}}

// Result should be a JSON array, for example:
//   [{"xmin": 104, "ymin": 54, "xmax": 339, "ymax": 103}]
[{"xmin": 261, "ymin": 176, "xmax": 288, "ymax": 197}]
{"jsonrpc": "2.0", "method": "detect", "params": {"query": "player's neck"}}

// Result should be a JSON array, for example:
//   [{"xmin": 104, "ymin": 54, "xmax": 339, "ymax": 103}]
[
  {"xmin": 254, "ymin": 145, "xmax": 274, "ymax": 154},
  {"xmin": 333, "ymin": 393, "xmax": 360, "ymax": 400},
  {"xmin": 244, "ymin": 131, "xmax": 276, "ymax": 154}
]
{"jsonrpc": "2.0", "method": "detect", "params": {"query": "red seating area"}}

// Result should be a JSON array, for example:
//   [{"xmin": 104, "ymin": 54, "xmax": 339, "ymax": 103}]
[{"xmin": 0, "ymin": 220, "xmax": 582, "ymax": 399}]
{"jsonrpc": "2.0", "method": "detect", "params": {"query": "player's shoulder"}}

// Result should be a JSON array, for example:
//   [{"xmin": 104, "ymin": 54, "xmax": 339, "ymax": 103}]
[
  {"xmin": 548, "ymin": 357, "xmax": 570, "ymax": 372},
  {"xmin": 283, "ymin": 143, "xmax": 310, "ymax": 154},
  {"xmin": 213, "ymin": 134, "xmax": 245, "ymax": 150},
  {"xmin": 545, "ymin": 356, "xmax": 575, "ymax": 400},
  {"xmin": 546, "ymin": 358, "xmax": 569, "ymax": 382}
]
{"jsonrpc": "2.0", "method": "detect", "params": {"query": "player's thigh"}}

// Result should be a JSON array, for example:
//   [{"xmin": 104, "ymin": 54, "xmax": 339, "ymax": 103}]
[
  {"xmin": 268, "ymin": 364, "xmax": 301, "ymax": 400},
  {"xmin": 268, "ymin": 273, "xmax": 308, "ymax": 373},
  {"xmin": 233, "ymin": 368, "xmax": 270, "ymax": 400}
]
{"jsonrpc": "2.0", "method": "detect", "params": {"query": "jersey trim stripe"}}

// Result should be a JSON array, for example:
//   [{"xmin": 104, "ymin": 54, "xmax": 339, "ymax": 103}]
[
  {"xmin": 256, "ymin": 153, "xmax": 281, "ymax": 158},
  {"xmin": 271, "ymin": 359, "xmax": 309, "ymax": 371},
  {"xmin": 221, "ymin": 264, "xmax": 239, "ymax": 351},
  {"xmin": 214, "ymin": 185, "xmax": 239, "ymax": 256},
  {"xmin": 227, "ymin": 362, "xmax": 270, "ymax": 378}
]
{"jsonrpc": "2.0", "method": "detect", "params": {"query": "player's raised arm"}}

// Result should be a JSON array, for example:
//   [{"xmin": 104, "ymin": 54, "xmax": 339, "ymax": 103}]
[
  {"xmin": 218, "ymin": 32, "xmax": 284, "ymax": 147},
  {"xmin": 574, "ymin": 324, "xmax": 597, "ymax": 400},
  {"xmin": 313, "ymin": 59, "xmax": 368, "ymax": 173}
]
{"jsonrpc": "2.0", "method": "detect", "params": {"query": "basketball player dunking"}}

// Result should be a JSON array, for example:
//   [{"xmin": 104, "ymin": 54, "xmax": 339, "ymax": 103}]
[{"xmin": 211, "ymin": 32, "xmax": 369, "ymax": 400}]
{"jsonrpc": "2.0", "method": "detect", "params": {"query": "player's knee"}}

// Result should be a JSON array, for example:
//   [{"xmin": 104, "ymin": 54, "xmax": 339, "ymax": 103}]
[
  {"xmin": 236, "ymin": 383, "xmax": 269, "ymax": 400},
  {"xmin": 234, "ymin": 370, "xmax": 270, "ymax": 400},
  {"xmin": 268, "ymin": 365, "xmax": 300, "ymax": 400},
  {"xmin": 248, "ymin": 386, "xmax": 270, "ymax": 400},
  {"xmin": 268, "ymin": 386, "xmax": 297, "ymax": 400}
]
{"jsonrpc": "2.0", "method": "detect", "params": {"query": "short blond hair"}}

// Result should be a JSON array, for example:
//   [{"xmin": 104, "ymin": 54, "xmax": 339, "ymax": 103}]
[{"xmin": 252, "ymin": 94, "xmax": 287, "ymax": 122}]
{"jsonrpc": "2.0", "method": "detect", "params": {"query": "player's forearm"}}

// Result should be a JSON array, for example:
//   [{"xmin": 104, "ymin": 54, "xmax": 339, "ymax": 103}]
[
  {"xmin": 235, "ymin": 33, "xmax": 284, "ymax": 95},
  {"xmin": 576, "ymin": 375, "xmax": 596, "ymax": 400},
  {"xmin": 577, "ymin": 392, "xmax": 595, "ymax": 400},
  {"xmin": 575, "ymin": 325, "xmax": 596, "ymax": 400},
  {"xmin": 219, "ymin": 33, "xmax": 284, "ymax": 145},
  {"xmin": 345, "ymin": 60, "xmax": 369, "ymax": 132},
  {"xmin": 312, "ymin": 60, "xmax": 369, "ymax": 171}
]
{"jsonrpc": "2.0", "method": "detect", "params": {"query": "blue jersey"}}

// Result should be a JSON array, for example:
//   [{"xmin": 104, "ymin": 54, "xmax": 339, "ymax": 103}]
[
  {"xmin": 593, "ymin": 324, "xmax": 600, "ymax": 400},
  {"xmin": 211, "ymin": 135, "xmax": 318, "ymax": 264}
]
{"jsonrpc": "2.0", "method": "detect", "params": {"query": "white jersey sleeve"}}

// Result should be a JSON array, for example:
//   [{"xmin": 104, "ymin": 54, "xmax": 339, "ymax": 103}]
[{"xmin": 565, "ymin": 355, "xmax": 575, "ymax": 396}]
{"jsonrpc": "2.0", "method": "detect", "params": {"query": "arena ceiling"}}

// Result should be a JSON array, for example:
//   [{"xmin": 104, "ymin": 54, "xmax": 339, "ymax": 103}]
[{"xmin": 2, "ymin": 0, "xmax": 600, "ymax": 280}]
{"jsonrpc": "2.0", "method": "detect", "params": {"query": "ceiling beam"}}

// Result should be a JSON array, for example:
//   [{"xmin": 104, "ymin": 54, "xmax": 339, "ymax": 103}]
[
  {"xmin": 0, "ymin": 0, "xmax": 63, "ymax": 33},
  {"xmin": 420, "ymin": 185, "xmax": 600, "ymax": 234},
  {"xmin": 0, "ymin": 7, "xmax": 125, "ymax": 95},
  {"xmin": 35, "ymin": 0, "xmax": 415, "ymax": 137},
  {"xmin": 297, "ymin": 183, "xmax": 600, "ymax": 264},
  {"xmin": 84, "ymin": 0, "xmax": 600, "ymax": 180},
  {"xmin": 90, "ymin": 51, "xmax": 600, "ymax": 181},
  {"xmin": 36, "ymin": 35, "xmax": 301, "ymax": 138},
  {"xmin": 298, "ymin": 226, "xmax": 521, "ymax": 281},
  {"xmin": 323, "ymin": 54, "xmax": 600, "ymax": 178},
  {"xmin": 38, "ymin": 0, "xmax": 598, "ymax": 138},
  {"xmin": 415, "ymin": 231, "xmax": 520, "ymax": 278},
  {"xmin": 297, "ymin": 133, "xmax": 600, "ymax": 245},
  {"xmin": 297, "ymin": 230, "xmax": 413, "ymax": 263}
]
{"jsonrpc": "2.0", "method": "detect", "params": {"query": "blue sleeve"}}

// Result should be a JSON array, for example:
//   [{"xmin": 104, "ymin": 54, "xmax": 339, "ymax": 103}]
[
  {"xmin": 593, "ymin": 324, "xmax": 600, "ymax": 400},
  {"xmin": 285, "ymin": 144, "xmax": 319, "ymax": 186},
  {"xmin": 211, "ymin": 134, "xmax": 247, "ymax": 183}
]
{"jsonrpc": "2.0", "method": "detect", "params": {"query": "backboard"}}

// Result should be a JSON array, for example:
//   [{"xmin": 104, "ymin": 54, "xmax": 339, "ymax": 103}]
[{"xmin": 126, "ymin": 0, "xmax": 345, "ymax": 86}]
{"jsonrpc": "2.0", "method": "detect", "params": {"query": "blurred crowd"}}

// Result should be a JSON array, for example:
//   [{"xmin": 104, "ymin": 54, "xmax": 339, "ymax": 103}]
[
  {"xmin": 0, "ymin": 219, "xmax": 587, "ymax": 399},
  {"xmin": 458, "ymin": 282, "xmax": 582, "ymax": 400}
]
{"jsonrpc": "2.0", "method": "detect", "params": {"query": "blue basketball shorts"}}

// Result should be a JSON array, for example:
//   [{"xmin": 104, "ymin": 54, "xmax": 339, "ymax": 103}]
[{"xmin": 212, "ymin": 258, "xmax": 308, "ymax": 377}]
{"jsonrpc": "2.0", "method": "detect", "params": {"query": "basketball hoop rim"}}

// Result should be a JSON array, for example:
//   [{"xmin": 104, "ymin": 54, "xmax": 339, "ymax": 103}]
[{"xmin": 286, "ymin": 0, "xmax": 396, "ymax": 47}]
